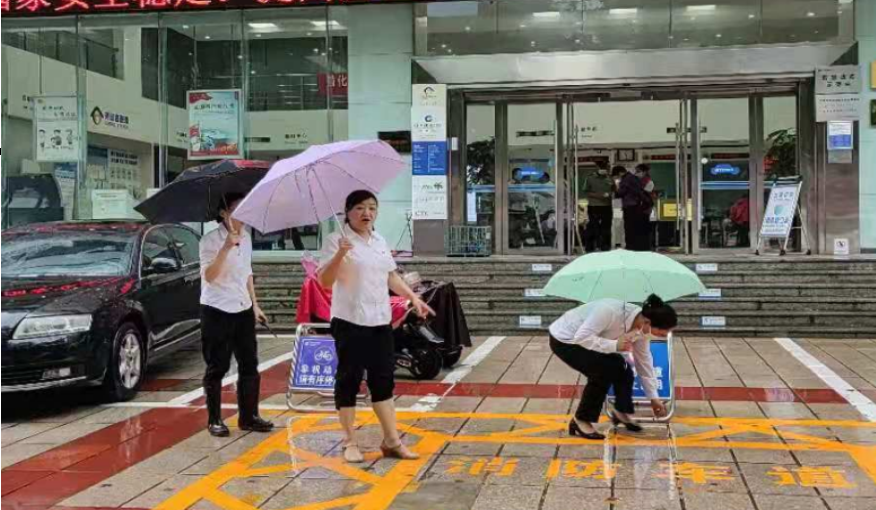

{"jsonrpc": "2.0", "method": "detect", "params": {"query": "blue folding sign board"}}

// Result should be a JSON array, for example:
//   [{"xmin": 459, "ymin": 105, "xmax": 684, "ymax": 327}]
[
  {"xmin": 291, "ymin": 336, "xmax": 338, "ymax": 392},
  {"xmin": 608, "ymin": 341, "xmax": 672, "ymax": 400}
]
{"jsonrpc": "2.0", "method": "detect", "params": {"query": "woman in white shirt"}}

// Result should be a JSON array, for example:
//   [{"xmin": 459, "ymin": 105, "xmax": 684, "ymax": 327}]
[
  {"xmin": 319, "ymin": 190, "xmax": 433, "ymax": 463},
  {"xmin": 549, "ymin": 294, "xmax": 677, "ymax": 439}
]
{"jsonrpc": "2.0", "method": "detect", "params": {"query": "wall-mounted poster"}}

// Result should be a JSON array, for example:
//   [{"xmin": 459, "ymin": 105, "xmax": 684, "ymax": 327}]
[
  {"xmin": 33, "ymin": 96, "xmax": 80, "ymax": 162},
  {"xmin": 187, "ymin": 90, "xmax": 243, "ymax": 160}
]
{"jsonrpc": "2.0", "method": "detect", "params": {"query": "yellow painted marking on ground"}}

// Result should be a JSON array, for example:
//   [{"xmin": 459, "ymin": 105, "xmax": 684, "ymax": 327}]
[{"xmin": 156, "ymin": 412, "xmax": 876, "ymax": 510}]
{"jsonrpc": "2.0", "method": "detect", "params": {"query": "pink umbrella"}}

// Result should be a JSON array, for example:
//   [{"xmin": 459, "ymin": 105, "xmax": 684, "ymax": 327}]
[{"xmin": 232, "ymin": 140, "xmax": 407, "ymax": 233}]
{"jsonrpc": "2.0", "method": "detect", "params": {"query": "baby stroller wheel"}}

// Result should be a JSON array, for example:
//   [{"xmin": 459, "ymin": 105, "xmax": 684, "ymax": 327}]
[
  {"xmin": 442, "ymin": 349, "xmax": 462, "ymax": 368},
  {"xmin": 409, "ymin": 348, "xmax": 443, "ymax": 381}
]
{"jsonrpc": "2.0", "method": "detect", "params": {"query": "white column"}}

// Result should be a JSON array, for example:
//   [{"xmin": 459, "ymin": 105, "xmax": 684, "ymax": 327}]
[
  {"xmin": 346, "ymin": 4, "xmax": 414, "ymax": 251},
  {"xmin": 859, "ymin": 0, "xmax": 876, "ymax": 251}
]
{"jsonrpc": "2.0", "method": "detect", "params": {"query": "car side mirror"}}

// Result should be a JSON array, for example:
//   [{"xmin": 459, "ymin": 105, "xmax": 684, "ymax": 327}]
[{"xmin": 144, "ymin": 257, "xmax": 180, "ymax": 276}]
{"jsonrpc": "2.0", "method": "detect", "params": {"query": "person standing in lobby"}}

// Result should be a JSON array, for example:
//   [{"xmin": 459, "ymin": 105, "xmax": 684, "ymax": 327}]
[
  {"xmin": 613, "ymin": 166, "xmax": 652, "ymax": 251},
  {"xmin": 582, "ymin": 161, "xmax": 614, "ymax": 252},
  {"xmin": 199, "ymin": 193, "xmax": 275, "ymax": 437}
]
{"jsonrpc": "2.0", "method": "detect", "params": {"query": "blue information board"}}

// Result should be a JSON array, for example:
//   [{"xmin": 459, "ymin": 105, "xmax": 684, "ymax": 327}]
[
  {"xmin": 608, "ymin": 341, "xmax": 671, "ymax": 400},
  {"xmin": 291, "ymin": 336, "xmax": 338, "ymax": 392},
  {"xmin": 412, "ymin": 141, "xmax": 448, "ymax": 176}
]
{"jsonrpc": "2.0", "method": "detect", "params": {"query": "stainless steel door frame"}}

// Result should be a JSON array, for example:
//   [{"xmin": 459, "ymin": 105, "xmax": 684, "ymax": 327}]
[
  {"xmin": 749, "ymin": 95, "xmax": 766, "ymax": 246},
  {"xmin": 495, "ymin": 101, "xmax": 510, "ymax": 254},
  {"xmin": 689, "ymin": 98, "xmax": 702, "ymax": 254}
]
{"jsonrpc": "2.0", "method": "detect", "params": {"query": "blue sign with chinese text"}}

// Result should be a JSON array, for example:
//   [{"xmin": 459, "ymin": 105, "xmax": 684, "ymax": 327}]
[
  {"xmin": 291, "ymin": 337, "xmax": 338, "ymax": 392},
  {"xmin": 412, "ymin": 141, "xmax": 447, "ymax": 176},
  {"xmin": 608, "ymin": 340, "xmax": 671, "ymax": 400}
]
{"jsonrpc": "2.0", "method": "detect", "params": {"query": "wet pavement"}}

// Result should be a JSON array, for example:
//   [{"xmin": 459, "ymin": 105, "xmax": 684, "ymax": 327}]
[{"xmin": 3, "ymin": 335, "xmax": 876, "ymax": 510}]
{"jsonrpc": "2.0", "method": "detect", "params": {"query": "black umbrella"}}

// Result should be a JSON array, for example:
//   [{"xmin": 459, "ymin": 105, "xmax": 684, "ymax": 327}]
[{"xmin": 135, "ymin": 160, "xmax": 272, "ymax": 224}]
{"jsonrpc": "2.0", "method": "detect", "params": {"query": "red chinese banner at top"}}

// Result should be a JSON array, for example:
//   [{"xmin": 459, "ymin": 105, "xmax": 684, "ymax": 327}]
[{"xmin": 1, "ymin": 0, "xmax": 437, "ymax": 17}]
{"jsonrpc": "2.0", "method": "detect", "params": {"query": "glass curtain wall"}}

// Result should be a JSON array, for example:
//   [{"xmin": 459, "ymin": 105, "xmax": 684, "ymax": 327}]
[
  {"xmin": 414, "ymin": 0, "xmax": 856, "ymax": 56},
  {"xmin": 1, "ymin": 7, "xmax": 357, "ymax": 253}
]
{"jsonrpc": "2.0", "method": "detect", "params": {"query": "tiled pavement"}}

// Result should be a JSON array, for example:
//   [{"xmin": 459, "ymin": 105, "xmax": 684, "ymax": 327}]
[{"xmin": 3, "ymin": 335, "xmax": 876, "ymax": 510}]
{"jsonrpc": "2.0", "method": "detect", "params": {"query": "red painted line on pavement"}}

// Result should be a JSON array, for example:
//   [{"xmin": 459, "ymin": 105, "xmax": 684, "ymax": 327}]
[
  {"xmin": 1, "ymin": 363, "xmax": 289, "ymax": 510},
  {"xmin": 392, "ymin": 382, "xmax": 849, "ymax": 403},
  {"xmin": 140, "ymin": 378, "xmax": 188, "ymax": 392}
]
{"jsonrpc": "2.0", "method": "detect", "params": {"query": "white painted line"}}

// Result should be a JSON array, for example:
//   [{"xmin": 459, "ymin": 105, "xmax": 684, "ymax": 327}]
[
  {"xmin": 774, "ymin": 337, "xmax": 876, "ymax": 422},
  {"xmin": 410, "ymin": 335, "xmax": 507, "ymax": 413},
  {"xmin": 167, "ymin": 350, "xmax": 296, "ymax": 405}
]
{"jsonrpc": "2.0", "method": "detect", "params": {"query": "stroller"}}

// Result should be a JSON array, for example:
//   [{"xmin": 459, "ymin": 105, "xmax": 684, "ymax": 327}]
[{"xmin": 296, "ymin": 258, "xmax": 467, "ymax": 381}]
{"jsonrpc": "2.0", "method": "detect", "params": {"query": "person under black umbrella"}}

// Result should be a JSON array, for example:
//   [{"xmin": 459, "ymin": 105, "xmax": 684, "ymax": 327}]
[{"xmin": 199, "ymin": 192, "xmax": 274, "ymax": 437}]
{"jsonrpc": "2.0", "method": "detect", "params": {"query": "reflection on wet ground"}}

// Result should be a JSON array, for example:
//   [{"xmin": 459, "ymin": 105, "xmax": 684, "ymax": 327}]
[{"xmin": 154, "ymin": 411, "xmax": 876, "ymax": 510}]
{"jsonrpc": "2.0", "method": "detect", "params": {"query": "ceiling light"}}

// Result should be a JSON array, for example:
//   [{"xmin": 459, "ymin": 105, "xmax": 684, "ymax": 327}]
[
  {"xmin": 204, "ymin": 35, "xmax": 211, "ymax": 40},
  {"xmin": 609, "ymin": 8, "xmax": 638, "ymax": 15},
  {"xmin": 255, "ymin": 34, "xmax": 262, "ymax": 38},
  {"xmin": 248, "ymin": 22, "xmax": 278, "ymax": 30},
  {"xmin": 748, "ymin": 13, "xmax": 756, "ymax": 19},
  {"xmin": 807, "ymin": 11, "xmax": 816, "ymax": 17},
  {"xmin": 441, "ymin": 43, "xmax": 447, "ymax": 48},
  {"xmin": 686, "ymin": 4, "xmax": 717, "ymax": 12},
  {"xmin": 311, "ymin": 20, "xmax": 344, "ymax": 30},
  {"xmin": 532, "ymin": 11, "xmax": 561, "ymax": 19},
  {"xmin": 464, "ymin": 26, "xmax": 471, "ymax": 31},
  {"xmin": 519, "ymin": 23, "xmax": 527, "ymax": 29},
  {"xmin": 182, "ymin": 25, "xmax": 190, "ymax": 29},
  {"xmin": 716, "ymin": 33, "xmax": 722, "ymax": 38}
]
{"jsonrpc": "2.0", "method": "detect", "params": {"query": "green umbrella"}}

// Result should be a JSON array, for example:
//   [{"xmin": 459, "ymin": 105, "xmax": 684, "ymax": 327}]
[{"xmin": 544, "ymin": 250, "xmax": 706, "ymax": 304}]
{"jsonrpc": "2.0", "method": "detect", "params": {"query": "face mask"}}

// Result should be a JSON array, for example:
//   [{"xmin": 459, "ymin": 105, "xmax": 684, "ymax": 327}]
[{"xmin": 597, "ymin": 169, "xmax": 608, "ymax": 176}]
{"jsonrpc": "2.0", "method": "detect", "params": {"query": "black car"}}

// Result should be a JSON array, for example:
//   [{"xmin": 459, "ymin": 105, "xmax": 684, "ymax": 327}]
[{"xmin": 1, "ymin": 221, "xmax": 202, "ymax": 400}]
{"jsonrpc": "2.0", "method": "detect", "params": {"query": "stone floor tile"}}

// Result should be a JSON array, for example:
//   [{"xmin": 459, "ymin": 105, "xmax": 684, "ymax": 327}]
[
  {"xmin": 19, "ymin": 422, "xmax": 109, "ymax": 445},
  {"xmin": 205, "ymin": 476, "xmax": 290, "ymax": 509},
  {"xmin": 712, "ymin": 402, "xmax": 766, "ymax": 418},
  {"xmin": 470, "ymin": 483, "xmax": 543, "ymax": 510},
  {"xmin": 1, "ymin": 423, "xmax": 63, "ymax": 446},
  {"xmin": 739, "ymin": 463, "xmax": 819, "ymax": 497},
  {"xmin": 482, "ymin": 456, "xmax": 551, "ymax": 487},
  {"xmin": 760, "ymin": 403, "xmax": 818, "ymax": 420},
  {"xmin": 611, "ymin": 488, "xmax": 683, "ymax": 510},
  {"xmin": 122, "ymin": 475, "xmax": 202, "ymax": 508},
  {"xmin": 754, "ymin": 495, "xmax": 831, "ymax": 510},
  {"xmin": 682, "ymin": 491, "xmax": 755, "ymax": 510},
  {"xmin": 62, "ymin": 471, "xmax": 170, "ymax": 508},
  {"xmin": 541, "ymin": 486, "xmax": 611, "ymax": 510},
  {"xmin": 824, "ymin": 497, "xmax": 876, "ymax": 510},
  {"xmin": 77, "ymin": 407, "xmax": 150, "ymax": 425},
  {"xmin": 261, "ymin": 479, "xmax": 368, "ymax": 510},
  {"xmin": 433, "ymin": 397, "xmax": 483, "ymax": 413},
  {"xmin": 556, "ymin": 442, "xmax": 610, "ymax": 459},
  {"xmin": 421, "ymin": 455, "xmax": 497, "ymax": 484},
  {"xmin": 475, "ymin": 397, "xmax": 527, "ymax": 414},
  {"xmin": 675, "ymin": 447, "xmax": 735, "ymax": 463},
  {"xmin": 792, "ymin": 450, "xmax": 858, "ymax": 467},
  {"xmin": 732, "ymin": 448, "xmax": 797, "ymax": 464},
  {"xmin": 499, "ymin": 442, "xmax": 558, "ymax": 458},
  {"xmin": 675, "ymin": 401, "xmax": 716, "ymax": 417},
  {"xmin": 386, "ymin": 482, "xmax": 482, "ymax": 510},
  {"xmin": 0, "ymin": 442, "xmax": 57, "ymax": 468}
]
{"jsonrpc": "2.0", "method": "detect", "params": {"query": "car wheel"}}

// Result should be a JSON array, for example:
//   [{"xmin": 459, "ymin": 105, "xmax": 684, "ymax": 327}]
[{"xmin": 103, "ymin": 323, "xmax": 145, "ymax": 402}]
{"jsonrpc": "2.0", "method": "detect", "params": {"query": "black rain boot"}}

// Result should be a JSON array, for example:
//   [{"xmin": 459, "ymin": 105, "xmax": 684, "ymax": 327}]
[
  {"xmin": 205, "ymin": 379, "xmax": 229, "ymax": 437},
  {"xmin": 238, "ymin": 376, "xmax": 273, "ymax": 432}
]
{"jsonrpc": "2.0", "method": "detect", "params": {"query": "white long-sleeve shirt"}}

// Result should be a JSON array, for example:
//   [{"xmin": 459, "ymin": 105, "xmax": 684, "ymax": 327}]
[{"xmin": 549, "ymin": 299, "xmax": 659, "ymax": 399}]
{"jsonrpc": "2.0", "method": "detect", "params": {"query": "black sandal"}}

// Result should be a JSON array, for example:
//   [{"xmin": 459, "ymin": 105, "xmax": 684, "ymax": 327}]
[
  {"xmin": 569, "ymin": 419, "xmax": 606, "ymax": 440},
  {"xmin": 610, "ymin": 413, "xmax": 643, "ymax": 433}
]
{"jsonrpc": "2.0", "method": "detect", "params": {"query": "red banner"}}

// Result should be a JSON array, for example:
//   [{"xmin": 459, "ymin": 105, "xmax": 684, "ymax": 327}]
[
  {"xmin": 2, "ymin": 0, "xmax": 446, "ymax": 17},
  {"xmin": 317, "ymin": 73, "xmax": 348, "ymax": 97}
]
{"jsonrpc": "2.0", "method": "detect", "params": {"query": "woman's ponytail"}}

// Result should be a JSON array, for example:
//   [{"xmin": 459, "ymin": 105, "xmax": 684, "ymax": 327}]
[{"xmin": 641, "ymin": 293, "xmax": 678, "ymax": 330}]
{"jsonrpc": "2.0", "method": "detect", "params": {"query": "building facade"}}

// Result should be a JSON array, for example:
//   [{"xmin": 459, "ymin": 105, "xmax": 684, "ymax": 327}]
[{"xmin": 2, "ymin": 0, "xmax": 874, "ymax": 256}]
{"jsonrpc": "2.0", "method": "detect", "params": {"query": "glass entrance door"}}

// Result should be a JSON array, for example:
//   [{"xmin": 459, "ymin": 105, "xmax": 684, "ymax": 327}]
[{"xmin": 501, "ymin": 103, "xmax": 562, "ymax": 254}]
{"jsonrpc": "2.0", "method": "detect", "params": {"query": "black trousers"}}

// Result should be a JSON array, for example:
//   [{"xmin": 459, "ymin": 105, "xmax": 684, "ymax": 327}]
[
  {"xmin": 623, "ymin": 207, "xmax": 650, "ymax": 251},
  {"xmin": 550, "ymin": 336, "xmax": 635, "ymax": 423},
  {"xmin": 331, "ymin": 318, "xmax": 395, "ymax": 409},
  {"xmin": 585, "ymin": 205, "xmax": 613, "ymax": 252},
  {"xmin": 201, "ymin": 305, "xmax": 260, "ymax": 424}
]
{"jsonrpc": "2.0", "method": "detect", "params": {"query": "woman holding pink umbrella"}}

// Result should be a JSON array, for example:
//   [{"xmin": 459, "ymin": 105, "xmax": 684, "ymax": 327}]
[{"xmin": 318, "ymin": 190, "xmax": 433, "ymax": 463}]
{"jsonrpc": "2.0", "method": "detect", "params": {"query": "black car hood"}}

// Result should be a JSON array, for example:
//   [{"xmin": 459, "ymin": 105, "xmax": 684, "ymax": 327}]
[{"xmin": 1, "ymin": 276, "xmax": 136, "ymax": 337}]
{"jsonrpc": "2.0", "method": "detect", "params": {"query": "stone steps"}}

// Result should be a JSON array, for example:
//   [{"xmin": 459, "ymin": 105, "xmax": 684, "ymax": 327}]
[{"xmin": 252, "ymin": 257, "xmax": 876, "ymax": 338}]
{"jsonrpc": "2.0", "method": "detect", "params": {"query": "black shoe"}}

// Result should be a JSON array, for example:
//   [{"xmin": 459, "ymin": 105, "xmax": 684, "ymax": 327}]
[
  {"xmin": 208, "ymin": 421, "xmax": 230, "ymax": 437},
  {"xmin": 569, "ymin": 419, "xmax": 605, "ymax": 440},
  {"xmin": 610, "ymin": 413, "xmax": 643, "ymax": 433},
  {"xmin": 239, "ymin": 416, "xmax": 274, "ymax": 432}
]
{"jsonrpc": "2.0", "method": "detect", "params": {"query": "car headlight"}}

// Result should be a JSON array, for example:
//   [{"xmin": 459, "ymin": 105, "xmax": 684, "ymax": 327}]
[{"xmin": 12, "ymin": 315, "xmax": 93, "ymax": 340}]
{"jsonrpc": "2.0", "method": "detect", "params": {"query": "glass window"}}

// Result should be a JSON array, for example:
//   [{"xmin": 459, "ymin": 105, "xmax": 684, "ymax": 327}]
[
  {"xmin": 169, "ymin": 227, "xmax": 201, "ymax": 266},
  {"xmin": 762, "ymin": 0, "xmax": 854, "ymax": 44},
  {"xmin": 465, "ymin": 104, "xmax": 496, "ymax": 230},
  {"xmin": 141, "ymin": 228, "xmax": 181, "ymax": 269},
  {"xmin": 671, "ymin": 0, "xmax": 760, "ymax": 48}
]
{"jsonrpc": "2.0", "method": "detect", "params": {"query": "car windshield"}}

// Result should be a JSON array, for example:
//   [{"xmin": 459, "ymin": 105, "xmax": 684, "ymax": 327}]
[{"xmin": 1, "ymin": 230, "xmax": 135, "ymax": 278}]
